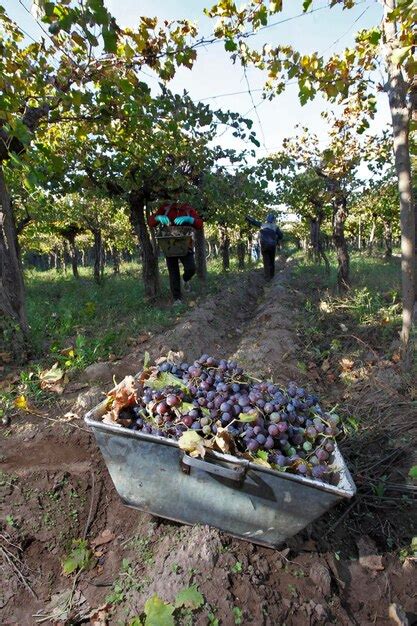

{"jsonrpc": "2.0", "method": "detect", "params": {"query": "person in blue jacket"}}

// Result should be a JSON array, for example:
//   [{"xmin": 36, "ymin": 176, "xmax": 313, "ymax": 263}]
[{"xmin": 246, "ymin": 213, "xmax": 283, "ymax": 280}]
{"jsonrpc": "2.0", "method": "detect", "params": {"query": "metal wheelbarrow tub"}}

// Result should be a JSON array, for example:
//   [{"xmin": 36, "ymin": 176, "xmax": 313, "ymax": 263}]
[{"xmin": 85, "ymin": 400, "xmax": 356, "ymax": 548}]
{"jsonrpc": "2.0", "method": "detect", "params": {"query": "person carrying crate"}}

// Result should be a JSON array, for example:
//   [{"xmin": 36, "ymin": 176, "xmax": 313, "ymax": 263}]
[
  {"xmin": 246, "ymin": 213, "xmax": 283, "ymax": 280},
  {"xmin": 148, "ymin": 201, "xmax": 203, "ymax": 303}
]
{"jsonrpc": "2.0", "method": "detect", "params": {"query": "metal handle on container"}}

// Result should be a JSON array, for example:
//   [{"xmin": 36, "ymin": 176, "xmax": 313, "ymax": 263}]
[{"xmin": 181, "ymin": 454, "xmax": 247, "ymax": 483}]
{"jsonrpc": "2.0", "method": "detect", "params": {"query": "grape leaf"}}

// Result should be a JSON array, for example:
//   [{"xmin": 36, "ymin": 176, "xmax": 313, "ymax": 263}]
[
  {"xmin": 144, "ymin": 594, "xmax": 174, "ymax": 626},
  {"xmin": 214, "ymin": 428, "xmax": 237, "ymax": 455},
  {"xmin": 239, "ymin": 412, "xmax": 257, "ymax": 423},
  {"xmin": 409, "ymin": 466, "xmax": 417, "ymax": 480},
  {"xmin": 104, "ymin": 375, "xmax": 140, "ymax": 423},
  {"xmin": 146, "ymin": 371, "xmax": 188, "ymax": 393},
  {"xmin": 179, "ymin": 431, "xmax": 206, "ymax": 458},
  {"xmin": 179, "ymin": 401, "xmax": 194, "ymax": 414},
  {"xmin": 174, "ymin": 585, "xmax": 204, "ymax": 609}
]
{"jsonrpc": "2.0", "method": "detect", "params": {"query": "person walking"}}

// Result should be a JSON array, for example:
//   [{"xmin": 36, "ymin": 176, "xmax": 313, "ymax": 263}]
[
  {"xmin": 246, "ymin": 213, "xmax": 283, "ymax": 280},
  {"xmin": 148, "ymin": 200, "xmax": 203, "ymax": 302}
]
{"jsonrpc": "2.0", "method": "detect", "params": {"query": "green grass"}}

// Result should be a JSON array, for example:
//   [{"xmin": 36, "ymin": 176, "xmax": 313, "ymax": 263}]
[
  {"xmin": 291, "ymin": 250, "xmax": 403, "ymax": 354},
  {"xmin": 23, "ymin": 258, "xmax": 244, "ymax": 369}
]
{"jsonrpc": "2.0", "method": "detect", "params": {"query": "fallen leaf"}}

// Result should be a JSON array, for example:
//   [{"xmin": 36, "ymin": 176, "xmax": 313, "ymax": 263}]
[
  {"xmin": 63, "ymin": 411, "xmax": 81, "ymax": 420},
  {"xmin": 340, "ymin": 358, "xmax": 354, "ymax": 371},
  {"xmin": 40, "ymin": 362, "xmax": 64, "ymax": 384},
  {"xmin": 391, "ymin": 352, "xmax": 401, "ymax": 364},
  {"xmin": 89, "ymin": 603, "xmax": 112, "ymax": 626},
  {"xmin": 91, "ymin": 529, "xmax": 115, "ymax": 548},
  {"xmin": 321, "ymin": 358, "xmax": 330, "ymax": 373},
  {"xmin": 14, "ymin": 395, "xmax": 28, "ymax": 410}
]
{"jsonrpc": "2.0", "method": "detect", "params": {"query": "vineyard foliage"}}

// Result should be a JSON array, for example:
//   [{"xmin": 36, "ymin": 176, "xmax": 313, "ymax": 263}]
[{"xmin": 0, "ymin": 0, "xmax": 414, "ymax": 359}]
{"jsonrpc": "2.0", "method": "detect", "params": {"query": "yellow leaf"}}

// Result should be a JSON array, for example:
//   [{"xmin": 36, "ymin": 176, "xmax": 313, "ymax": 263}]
[
  {"xmin": 178, "ymin": 431, "xmax": 205, "ymax": 457},
  {"xmin": 40, "ymin": 362, "xmax": 64, "ymax": 383},
  {"xmin": 14, "ymin": 395, "xmax": 28, "ymax": 410}
]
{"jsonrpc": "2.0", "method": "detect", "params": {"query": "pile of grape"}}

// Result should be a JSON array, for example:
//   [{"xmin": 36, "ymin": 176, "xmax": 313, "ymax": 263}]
[{"xmin": 116, "ymin": 354, "xmax": 341, "ymax": 482}]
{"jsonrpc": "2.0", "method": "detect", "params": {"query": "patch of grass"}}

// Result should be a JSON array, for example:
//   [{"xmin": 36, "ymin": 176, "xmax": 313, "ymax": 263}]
[
  {"xmin": 106, "ymin": 558, "xmax": 148, "ymax": 605},
  {"xmin": 1, "ymin": 258, "xmax": 245, "ymax": 412},
  {"xmin": 292, "ymin": 251, "xmax": 403, "ymax": 354},
  {"xmin": 21, "ymin": 258, "xmax": 243, "ymax": 370},
  {"xmin": 124, "ymin": 535, "xmax": 154, "ymax": 565}
]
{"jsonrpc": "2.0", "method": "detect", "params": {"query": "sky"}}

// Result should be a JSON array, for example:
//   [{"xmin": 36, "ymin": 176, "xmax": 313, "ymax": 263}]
[{"xmin": 5, "ymin": 0, "xmax": 390, "ymax": 161}]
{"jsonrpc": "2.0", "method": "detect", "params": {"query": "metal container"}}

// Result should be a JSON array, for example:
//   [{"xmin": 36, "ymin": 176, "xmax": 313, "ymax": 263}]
[{"xmin": 85, "ymin": 401, "xmax": 356, "ymax": 548}]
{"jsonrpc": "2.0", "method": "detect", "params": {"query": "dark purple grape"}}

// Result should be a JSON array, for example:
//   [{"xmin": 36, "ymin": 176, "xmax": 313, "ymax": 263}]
[
  {"xmin": 316, "ymin": 449, "xmax": 329, "ymax": 462},
  {"xmin": 256, "ymin": 433, "xmax": 266, "ymax": 445},
  {"xmin": 264, "ymin": 402, "xmax": 274, "ymax": 414},
  {"xmin": 275, "ymin": 455, "xmax": 287, "ymax": 467},
  {"xmin": 182, "ymin": 415, "xmax": 193, "ymax": 427},
  {"xmin": 191, "ymin": 421, "xmax": 201, "ymax": 430},
  {"xmin": 268, "ymin": 424, "xmax": 279, "ymax": 437},
  {"xmin": 166, "ymin": 394, "xmax": 180, "ymax": 407},
  {"xmin": 312, "ymin": 465, "xmax": 327, "ymax": 479},
  {"xmin": 156, "ymin": 402, "xmax": 168, "ymax": 416},
  {"xmin": 221, "ymin": 413, "xmax": 232, "ymax": 426},
  {"xmin": 247, "ymin": 440, "xmax": 259, "ymax": 452},
  {"xmin": 264, "ymin": 436, "xmax": 274, "ymax": 449},
  {"xmin": 277, "ymin": 422, "xmax": 288, "ymax": 433}
]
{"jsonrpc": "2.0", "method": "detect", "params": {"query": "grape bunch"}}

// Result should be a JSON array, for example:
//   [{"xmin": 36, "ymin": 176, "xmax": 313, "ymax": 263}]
[{"xmin": 115, "ymin": 354, "xmax": 341, "ymax": 483}]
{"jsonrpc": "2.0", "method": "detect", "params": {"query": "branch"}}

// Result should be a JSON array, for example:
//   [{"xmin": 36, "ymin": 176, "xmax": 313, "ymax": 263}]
[{"xmin": 16, "ymin": 215, "xmax": 32, "ymax": 235}]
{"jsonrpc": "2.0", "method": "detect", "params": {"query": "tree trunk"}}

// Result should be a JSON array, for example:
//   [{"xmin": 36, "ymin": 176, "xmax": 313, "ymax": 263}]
[
  {"xmin": 309, "ymin": 217, "xmax": 320, "ymax": 262},
  {"xmin": 382, "ymin": 0, "xmax": 415, "ymax": 349},
  {"xmin": 92, "ymin": 228, "xmax": 103, "ymax": 284},
  {"xmin": 66, "ymin": 233, "xmax": 79, "ymax": 278},
  {"xmin": 194, "ymin": 226, "xmax": 207, "ymax": 282},
  {"xmin": 332, "ymin": 195, "xmax": 350, "ymax": 291},
  {"xmin": 383, "ymin": 222, "xmax": 393, "ymax": 259},
  {"xmin": 237, "ymin": 237, "xmax": 246, "ymax": 269},
  {"xmin": 368, "ymin": 221, "xmax": 376, "ymax": 254},
  {"xmin": 81, "ymin": 249, "xmax": 85, "ymax": 267},
  {"xmin": 358, "ymin": 216, "xmax": 362, "ymax": 251},
  {"xmin": 220, "ymin": 228, "xmax": 230, "ymax": 271},
  {"xmin": 112, "ymin": 248, "xmax": 121, "ymax": 274},
  {"xmin": 0, "ymin": 167, "xmax": 28, "ymax": 359},
  {"xmin": 129, "ymin": 193, "xmax": 160, "ymax": 299}
]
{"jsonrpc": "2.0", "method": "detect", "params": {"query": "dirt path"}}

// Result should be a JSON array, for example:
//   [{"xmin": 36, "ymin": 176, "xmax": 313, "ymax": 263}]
[{"xmin": 1, "ymin": 265, "xmax": 416, "ymax": 626}]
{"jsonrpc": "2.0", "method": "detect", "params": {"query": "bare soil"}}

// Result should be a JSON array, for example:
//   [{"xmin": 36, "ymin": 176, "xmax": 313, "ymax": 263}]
[{"xmin": 1, "ymin": 264, "xmax": 416, "ymax": 626}]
